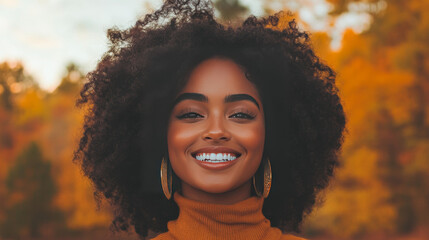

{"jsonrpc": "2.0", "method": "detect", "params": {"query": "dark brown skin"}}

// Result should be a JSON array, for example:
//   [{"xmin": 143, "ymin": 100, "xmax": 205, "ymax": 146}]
[{"xmin": 167, "ymin": 58, "xmax": 265, "ymax": 204}]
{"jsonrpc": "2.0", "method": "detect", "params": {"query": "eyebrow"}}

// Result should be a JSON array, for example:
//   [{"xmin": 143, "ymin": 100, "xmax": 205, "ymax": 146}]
[
  {"xmin": 225, "ymin": 94, "xmax": 260, "ymax": 110},
  {"xmin": 173, "ymin": 92, "xmax": 260, "ymax": 109}
]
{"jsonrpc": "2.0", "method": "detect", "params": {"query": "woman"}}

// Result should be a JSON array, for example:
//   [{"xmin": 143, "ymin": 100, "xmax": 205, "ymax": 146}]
[{"xmin": 73, "ymin": 0, "xmax": 346, "ymax": 239}]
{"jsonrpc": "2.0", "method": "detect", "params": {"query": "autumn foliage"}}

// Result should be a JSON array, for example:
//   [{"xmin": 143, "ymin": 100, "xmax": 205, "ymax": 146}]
[{"xmin": 0, "ymin": 64, "xmax": 112, "ymax": 239}]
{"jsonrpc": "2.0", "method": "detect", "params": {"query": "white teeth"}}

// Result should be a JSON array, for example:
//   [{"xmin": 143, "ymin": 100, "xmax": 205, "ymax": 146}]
[{"xmin": 194, "ymin": 153, "xmax": 238, "ymax": 162}]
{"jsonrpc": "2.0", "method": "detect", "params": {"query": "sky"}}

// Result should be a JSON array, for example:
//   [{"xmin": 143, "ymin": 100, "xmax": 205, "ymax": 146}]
[{"xmin": 0, "ymin": 0, "xmax": 371, "ymax": 91}]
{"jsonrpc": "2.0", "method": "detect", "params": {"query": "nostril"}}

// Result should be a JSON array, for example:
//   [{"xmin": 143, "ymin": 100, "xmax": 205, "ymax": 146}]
[{"xmin": 203, "ymin": 130, "xmax": 231, "ymax": 141}]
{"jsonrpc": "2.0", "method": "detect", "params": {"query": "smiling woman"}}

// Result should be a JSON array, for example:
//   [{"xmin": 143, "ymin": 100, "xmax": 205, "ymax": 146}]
[{"xmin": 73, "ymin": 0, "xmax": 346, "ymax": 239}]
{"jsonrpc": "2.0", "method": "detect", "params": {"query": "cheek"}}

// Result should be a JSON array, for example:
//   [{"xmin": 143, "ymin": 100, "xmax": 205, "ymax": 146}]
[
  {"xmin": 167, "ymin": 122, "xmax": 197, "ymax": 162},
  {"xmin": 233, "ymin": 122, "xmax": 265, "ymax": 154}
]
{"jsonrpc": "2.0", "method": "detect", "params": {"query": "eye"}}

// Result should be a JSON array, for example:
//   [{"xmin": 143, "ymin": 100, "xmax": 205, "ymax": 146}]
[
  {"xmin": 176, "ymin": 111, "xmax": 204, "ymax": 119},
  {"xmin": 229, "ymin": 110, "xmax": 256, "ymax": 120}
]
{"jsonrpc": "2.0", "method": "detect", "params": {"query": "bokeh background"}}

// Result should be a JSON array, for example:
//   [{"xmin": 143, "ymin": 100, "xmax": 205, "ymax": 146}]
[{"xmin": 1, "ymin": 0, "xmax": 428, "ymax": 239}]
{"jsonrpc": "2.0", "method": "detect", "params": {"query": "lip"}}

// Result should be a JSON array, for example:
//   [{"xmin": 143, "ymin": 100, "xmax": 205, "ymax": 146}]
[{"xmin": 191, "ymin": 146, "xmax": 242, "ymax": 171}]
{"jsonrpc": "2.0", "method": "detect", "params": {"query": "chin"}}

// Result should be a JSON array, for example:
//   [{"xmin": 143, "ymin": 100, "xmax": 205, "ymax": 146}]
[{"xmin": 193, "ymin": 177, "xmax": 249, "ymax": 195}]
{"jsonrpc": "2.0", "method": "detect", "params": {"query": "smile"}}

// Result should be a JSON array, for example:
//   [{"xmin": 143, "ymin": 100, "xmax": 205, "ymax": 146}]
[{"xmin": 190, "ymin": 146, "xmax": 243, "ymax": 170}]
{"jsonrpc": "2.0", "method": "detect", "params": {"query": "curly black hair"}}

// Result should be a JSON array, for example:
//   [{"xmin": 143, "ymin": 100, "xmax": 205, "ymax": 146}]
[{"xmin": 73, "ymin": 0, "xmax": 346, "ymax": 238}]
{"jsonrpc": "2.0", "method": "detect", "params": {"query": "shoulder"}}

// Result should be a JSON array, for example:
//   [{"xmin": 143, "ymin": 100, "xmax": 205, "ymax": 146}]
[{"xmin": 280, "ymin": 233, "xmax": 308, "ymax": 240}]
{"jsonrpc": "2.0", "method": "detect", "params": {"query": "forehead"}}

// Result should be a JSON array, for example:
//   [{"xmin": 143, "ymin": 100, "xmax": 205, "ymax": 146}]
[{"xmin": 180, "ymin": 58, "xmax": 261, "ymax": 99}]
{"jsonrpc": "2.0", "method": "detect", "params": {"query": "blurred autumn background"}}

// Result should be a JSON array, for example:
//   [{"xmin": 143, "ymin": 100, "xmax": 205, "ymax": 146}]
[{"xmin": 1, "ymin": 0, "xmax": 428, "ymax": 239}]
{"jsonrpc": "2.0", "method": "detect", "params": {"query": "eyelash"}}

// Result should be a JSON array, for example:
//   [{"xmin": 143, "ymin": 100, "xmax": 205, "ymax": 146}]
[
  {"xmin": 176, "ymin": 110, "xmax": 256, "ymax": 120},
  {"xmin": 176, "ymin": 112, "xmax": 203, "ymax": 119},
  {"xmin": 230, "ymin": 110, "xmax": 256, "ymax": 120}
]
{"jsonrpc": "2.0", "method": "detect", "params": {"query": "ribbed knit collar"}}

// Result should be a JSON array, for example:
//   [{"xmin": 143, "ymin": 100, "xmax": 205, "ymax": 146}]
[{"xmin": 164, "ymin": 192, "xmax": 284, "ymax": 240}]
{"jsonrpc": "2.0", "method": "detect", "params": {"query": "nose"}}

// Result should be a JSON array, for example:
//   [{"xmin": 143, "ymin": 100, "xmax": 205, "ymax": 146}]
[{"xmin": 202, "ymin": 115, "xmax": 231, "ymax": 142}]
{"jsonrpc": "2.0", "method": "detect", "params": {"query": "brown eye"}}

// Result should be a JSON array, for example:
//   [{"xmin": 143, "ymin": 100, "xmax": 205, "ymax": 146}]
[{"xmin": 229, "ymin": 110, "xmax": 256, "ymax": 120}]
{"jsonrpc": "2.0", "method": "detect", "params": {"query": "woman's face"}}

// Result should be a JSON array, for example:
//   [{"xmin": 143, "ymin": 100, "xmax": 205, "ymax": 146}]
[{"xmin": 167, "ymin": 58, "xmax": 265, "ymax": 202}]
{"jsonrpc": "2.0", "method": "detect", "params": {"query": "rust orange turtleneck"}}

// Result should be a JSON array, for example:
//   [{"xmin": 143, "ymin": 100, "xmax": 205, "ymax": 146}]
[{"xmin": 152, "ymin": 192, "xmax": 306, "ymax": 240}]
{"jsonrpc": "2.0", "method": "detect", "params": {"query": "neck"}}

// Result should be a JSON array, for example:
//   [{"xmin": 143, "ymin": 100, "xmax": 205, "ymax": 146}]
[
  {"xmin": 163, "ymin": 192, "xmax": 279, "ymax": 240},
  {"xmin": 180, "ymin": 179, "xmax": 252, "ymax": 205}
]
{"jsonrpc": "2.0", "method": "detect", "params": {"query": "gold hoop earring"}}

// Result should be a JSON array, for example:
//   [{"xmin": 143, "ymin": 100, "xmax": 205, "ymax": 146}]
[
  {"xmin": 253, "ymin": 157, "xmax": 272, "ymax": 198},
  {"xmin": 160, "ymin": 155, "xmax": 172, "ymax": 200}
]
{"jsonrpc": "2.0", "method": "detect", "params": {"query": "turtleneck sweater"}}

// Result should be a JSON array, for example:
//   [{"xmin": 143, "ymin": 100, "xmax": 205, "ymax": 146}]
[{"xmin": 152, "ymin": 193, "xmax": 306, "ymax": 240}]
